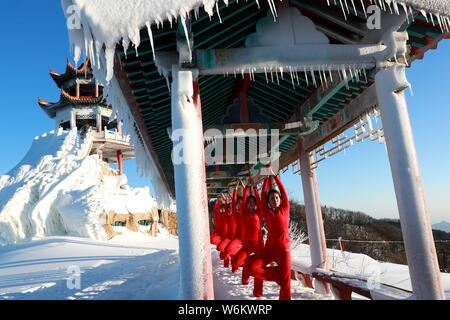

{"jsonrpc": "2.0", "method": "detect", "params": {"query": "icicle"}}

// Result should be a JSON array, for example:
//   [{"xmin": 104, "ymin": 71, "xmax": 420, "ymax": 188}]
[
  {"xmin": 310, "ymin": 67, "xmax": 317, "ymax": 87},
  {"xmin": 255, "ymin": 0, "xmax": 261, "ymax": 9},
  {"xmin": 408, "ymin": 84, "xmax": 414, "ymax": 97},
  {"xmin": 216, "ymin": 2, "xmax": 223, "ymax": 24},
  {"xmin": 342, "ymin": 67, "xmax": 349, "ymax": 90},
  {"xmin": 362, "ymin": 68, "xmax": 368, "ymax": 83},
  {"xmin": 430, "ymin": 13, "xmax": 436, "ymax": 26},
  {"xmin": 360, "ymin": 0, "xmax": 367, "ymax": 17},
  {"xmin": 400, "ymin": 3, "xmax": 410, "ymax": 24},
  {"xmin": 146, "ymin": 22, "xmax": 156, "ymax": 60},
  {"xmin": 393, "ymin": 1, "xmax": 400, "ymax": 15},
  {"xmin": 318, "ymin": 67, "xmax": 324, "ymax": 87},
  {"xmin": 437, "ymin": 14, "xmax": 444, "ymax": 31},
  {"xmin": 303, "ymin": 66, "xmax": 309, "ymax": 87},
  {"xmin": 289, "ymin": 66, "xmax": 295, "ymax": 89},
  {"xmin": 267, "ymin": 0, "xmax": 278, "ymax": 21},
  {"xmin": 275, "ymin": 69, "xmax": 280, "ymax": 85},
  {"xmin": 122, "ymin": 37, "xmax": 130, "ymax": 58},
  {"xmin": 403, "ymin": 54, "xmax": 409, "ymax": 67},
  {"xmin": 270, "ymin": 68, "xmax": 274, "ymax": 83},
  {"xmin": 264, "ymin": 67, "xmax": 269, "ymax": 83},
  {"xmin": 295, "ymin": 70, "xmax": 300, "ymax": 86},
  {"xmin": 279, "ymin": 67, "xmax": 284, "ymax": 80},
  {"xmin": 328, "ymin": 67, "xmax": 333, "ymax": 82},
  {"xmin": 323, "ymin": 67, "xmax": 329, "ymax": 87},
  {"xmin": 350, "ymin": 0, "xmax": 357, "ymax": 16},
  {"xmin": 343, "ymin": 0, "xmax": 350, "ymax": 15},
  {"xmin": 180, "ymin": 15, "xmax": 192, "ymax": 58},
  {"xmin": 339, "ymin": 0, "xmax": 348, "ymax": 20}
]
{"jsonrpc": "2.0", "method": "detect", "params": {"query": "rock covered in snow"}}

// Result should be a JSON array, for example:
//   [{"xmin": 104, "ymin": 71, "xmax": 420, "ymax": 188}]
[{"xmin": 0, "ymin": 128, "xmax": 158, "ymax": 246}]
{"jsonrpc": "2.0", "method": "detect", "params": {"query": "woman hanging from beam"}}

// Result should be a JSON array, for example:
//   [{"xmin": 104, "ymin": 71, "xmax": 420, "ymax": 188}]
[
  {"xmin": 231, "ymin": 178, "xmax": 265, "ymax": 298},
  {"xmin": 210, "ymin": 195, "xmax": 227, "ymax": 246},
  {"xmin": 248, "ymin": 168, "xmax": 292, "ymax": 300}
]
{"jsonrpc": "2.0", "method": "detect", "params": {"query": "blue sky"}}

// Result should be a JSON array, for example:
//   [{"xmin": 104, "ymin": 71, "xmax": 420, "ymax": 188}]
[{"xmin": 0, "ymin": 1, "xmax": 448, "ymax": 223}]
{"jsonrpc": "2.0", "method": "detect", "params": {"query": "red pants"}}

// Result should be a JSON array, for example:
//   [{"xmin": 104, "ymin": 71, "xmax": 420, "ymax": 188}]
[
  {"xmin": 232, "ymin": 242, "xmax": 263, "ymax": 273},
  {"xmin": 232, "ymin": 243, "xmax": 265, "ymax": 298},
  {"xmin": 248, "ymin": 245, "xmax": 292, "ymax": 300},
  {"xmin": 217, "ymin": 238, "xmax": 231, "ymax": 252},
  {"xmin": 210, "ymin": 233, "xmax": 222, "ymax": 246},
  {"xmin": 224, "ymin": 238, "xmax": 243, "ymax": 257}
]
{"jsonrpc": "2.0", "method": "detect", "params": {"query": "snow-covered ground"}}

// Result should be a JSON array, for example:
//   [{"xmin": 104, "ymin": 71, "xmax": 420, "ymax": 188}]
[
  {"xmin": 0, "ymin": 234, "xmax": 328, "ymax": 300},
  {"xmin": 0, "ymin": 233, "xmax": 179, "ymax": 300},
  {"xmin": 0, "ymin": 234, "xmax": 448, "ymax": 300}
]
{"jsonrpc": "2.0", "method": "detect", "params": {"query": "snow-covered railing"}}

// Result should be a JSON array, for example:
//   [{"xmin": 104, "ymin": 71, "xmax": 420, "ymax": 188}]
[
  {"xmin": 291, "ymin": 263, "xmax": 413, "ymax": 300},
  {"xmin": 90, "ymin": 128, "xmax": 131, "ymax": 145},
  {"xmin": 103, "ymin": 128, "xmax": 131, "ymax": 144},
  {"xmin": 311, "ymin": 270, "xmax": 413, "ymax": 300}
]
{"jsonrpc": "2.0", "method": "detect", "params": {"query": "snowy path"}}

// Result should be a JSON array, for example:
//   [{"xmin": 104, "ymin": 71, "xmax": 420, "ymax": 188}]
[
  {"xmin": 0, "ymin": 235, "xmax": 330, "ymax": 300},
  {"xmin": 212, "ymin": 251, "xmax": 330, "ymax": 300}
]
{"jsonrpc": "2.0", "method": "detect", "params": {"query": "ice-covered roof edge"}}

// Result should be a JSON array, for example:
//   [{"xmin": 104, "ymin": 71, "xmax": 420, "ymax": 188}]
[{"xmin": 62, "ymin": 0, "xmax": 450, "ymax": 82}]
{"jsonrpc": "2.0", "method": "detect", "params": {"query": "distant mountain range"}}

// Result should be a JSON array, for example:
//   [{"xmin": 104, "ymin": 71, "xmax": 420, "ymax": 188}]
[{"xmin": 433, "ymin": 221, "xmax": 450, "ymax": 233}]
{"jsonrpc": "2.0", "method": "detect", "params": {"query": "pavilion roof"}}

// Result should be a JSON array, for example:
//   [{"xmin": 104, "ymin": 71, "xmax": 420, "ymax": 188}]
[
  {"xmin": 62, "ymin": 0, "xmax": 450, "ymax": 203},
  {"xmin": 49, "ymin": 59, "xmax": 93, "ymax": 88},
  {"xmin": 38, "ymin": 87, "xmax": 105, "ymax": 118}
]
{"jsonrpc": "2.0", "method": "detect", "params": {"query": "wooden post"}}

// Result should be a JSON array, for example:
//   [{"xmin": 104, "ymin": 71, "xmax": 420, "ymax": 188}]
[{"xmin": 117, "ymin": 150, "xmax": 123, "ymax": 175}]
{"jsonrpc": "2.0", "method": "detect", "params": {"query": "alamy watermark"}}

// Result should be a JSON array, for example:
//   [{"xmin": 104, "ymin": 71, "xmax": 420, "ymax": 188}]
[
  {"xmin": 66, "ymin": 5, "xmax": 81, "ymax": 30},
  {"xmin": 171, "ymin": 128, "xmax": 281, "ymax": 176},
  {"xmin": 66, "ymin": 265, "xmax": 81, "ymax": 290}
]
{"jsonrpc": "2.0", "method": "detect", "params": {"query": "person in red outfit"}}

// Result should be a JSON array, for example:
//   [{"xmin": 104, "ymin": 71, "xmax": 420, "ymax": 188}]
[
  {"xmin": 210, "ymin": 196, "xmax": 227, "ymax": 246},
  {"xmin": 231, "ymin": 182, "xmax": 265, "ymax": 297},
  {"xmin": 224, "ymin": 182, "xmax": 245, "ymax": 259},
  {"xmin": 248, "ymin": 171, "xmax": 292, "ymax": 300},
  {"xmin": 217, "ymin": 198, "xmax": 236, "ymax": 268}
]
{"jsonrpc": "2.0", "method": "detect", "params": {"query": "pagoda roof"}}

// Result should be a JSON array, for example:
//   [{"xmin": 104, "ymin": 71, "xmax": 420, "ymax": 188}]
[
  {"xmin": 38, "ymin": 88, "xmax": 106, "ymax": 118},
  {"xmin": 49, "ymin": 59, "xmax": 93, "ymax": 88}
]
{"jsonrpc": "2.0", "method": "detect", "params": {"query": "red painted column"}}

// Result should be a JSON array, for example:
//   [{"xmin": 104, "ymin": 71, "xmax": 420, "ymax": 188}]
[
  {"xmin": 239, "ymin": 74, "xmax": 251, "ymax": 123},
  {"xmin": 117, "ymin": 150, "xmax": 123, "ymax": 175}
]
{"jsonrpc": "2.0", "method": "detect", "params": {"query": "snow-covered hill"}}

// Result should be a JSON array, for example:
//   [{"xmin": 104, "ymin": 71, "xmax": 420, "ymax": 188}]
[{"xmin": 0, "ymin": 128, "xmax": 157, "ymax": 246}]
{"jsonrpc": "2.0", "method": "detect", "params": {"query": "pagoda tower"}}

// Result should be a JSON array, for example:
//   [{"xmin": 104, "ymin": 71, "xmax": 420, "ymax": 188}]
[{"xmin": 38, "ymin": 59, "xmax": 134, "ymax": 174}]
